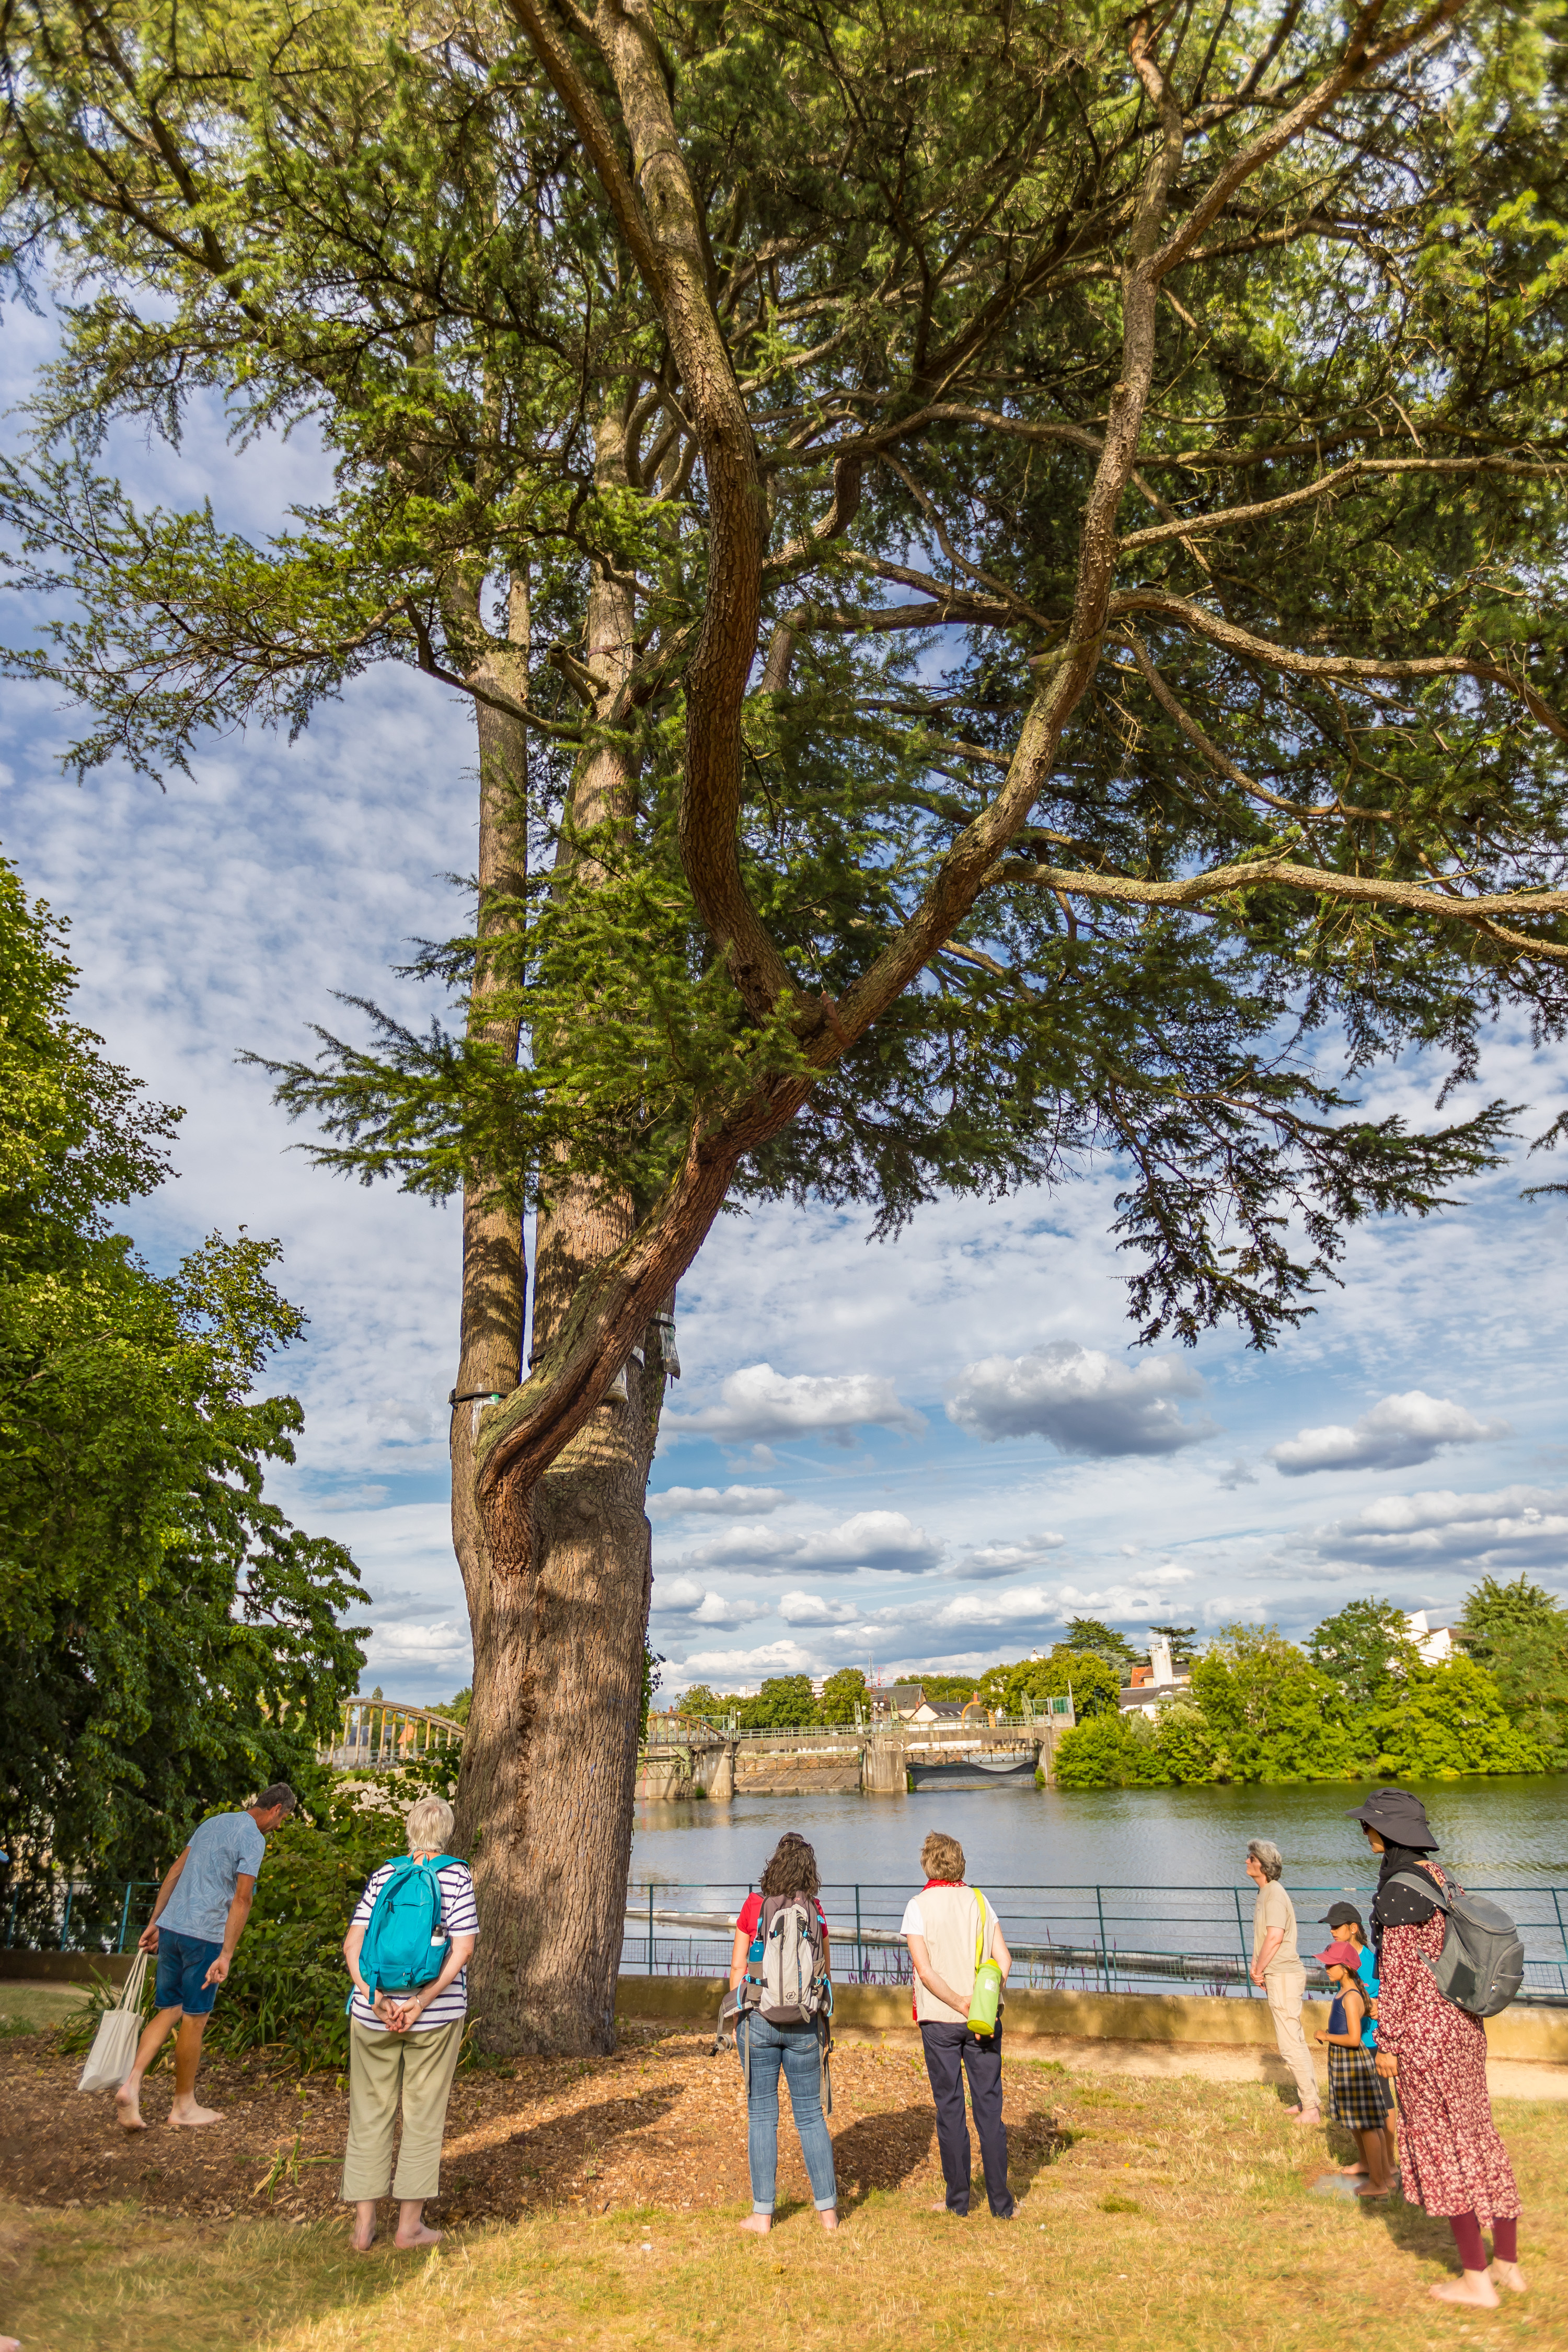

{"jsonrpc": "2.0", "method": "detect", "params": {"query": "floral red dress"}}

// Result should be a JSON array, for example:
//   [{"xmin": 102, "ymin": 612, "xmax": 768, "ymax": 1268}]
[{"xmin": 1377, "ymin": 1873, "xmax": 1519, "ymax": 2224}]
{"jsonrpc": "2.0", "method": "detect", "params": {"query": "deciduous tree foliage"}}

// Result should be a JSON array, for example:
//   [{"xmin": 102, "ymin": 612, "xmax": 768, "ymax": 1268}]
[
  {"xmin": 1460, "ymin": 1573, "xmax": 1568, "ymax": 1754},
  {"xmin": 0, "ymin": 856, "xmax": 366, "ymax": 1930},
  {"xmin": 4, "ymin": 0, "xmax": 1566, "ymax": 2045}
]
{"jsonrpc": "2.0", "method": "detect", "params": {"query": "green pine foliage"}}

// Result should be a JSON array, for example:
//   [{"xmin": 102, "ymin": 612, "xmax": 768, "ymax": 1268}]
[{"xmin": 0, "ymin": 853, "xmax": 367, "ymax": 1923}]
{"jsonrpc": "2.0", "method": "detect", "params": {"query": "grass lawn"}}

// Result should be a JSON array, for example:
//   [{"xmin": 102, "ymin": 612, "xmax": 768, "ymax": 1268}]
[
  {"xmin": 1, "ymin": 2056, "xmax": 1561, "ymax": 2351},
  {"xmin": 0, "ymin": 1984, "xmax": 89, "ymax": 2036}
]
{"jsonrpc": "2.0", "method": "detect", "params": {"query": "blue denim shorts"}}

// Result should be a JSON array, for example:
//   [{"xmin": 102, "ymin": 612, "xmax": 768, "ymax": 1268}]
[{"xmin": 154, "ymin": 1928, "xmax": 223, "ymax": 2015}]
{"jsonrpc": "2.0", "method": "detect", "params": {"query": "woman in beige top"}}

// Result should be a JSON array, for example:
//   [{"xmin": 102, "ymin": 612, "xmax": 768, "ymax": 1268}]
[{"xmin": 1246, "ymin": 1839, "xmax": 1320, "ymax": 2124}]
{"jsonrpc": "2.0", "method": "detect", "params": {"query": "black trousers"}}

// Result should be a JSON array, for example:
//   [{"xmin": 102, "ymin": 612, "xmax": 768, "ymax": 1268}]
[{"xmin": 919, "ymin": 2021, "xmax": 1014, "ymax": 2217}]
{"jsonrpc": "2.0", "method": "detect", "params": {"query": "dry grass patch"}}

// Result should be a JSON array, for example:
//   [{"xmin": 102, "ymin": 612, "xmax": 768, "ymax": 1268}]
[{"xmin": 0, "ymin": 2048, "xmax": 1563, "ymax": 2350}]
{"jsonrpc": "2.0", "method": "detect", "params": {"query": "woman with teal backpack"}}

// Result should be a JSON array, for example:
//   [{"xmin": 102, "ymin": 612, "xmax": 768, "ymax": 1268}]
[{"xmin": 340, "ymin": 1794, "xmax": 478, "ymax": 2253}]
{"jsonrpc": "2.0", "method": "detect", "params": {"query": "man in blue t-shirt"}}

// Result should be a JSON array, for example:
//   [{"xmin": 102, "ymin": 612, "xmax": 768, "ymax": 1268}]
[{"xmin": 113, "ymin": 1784, "xmax": 295, "ymax": 2132}]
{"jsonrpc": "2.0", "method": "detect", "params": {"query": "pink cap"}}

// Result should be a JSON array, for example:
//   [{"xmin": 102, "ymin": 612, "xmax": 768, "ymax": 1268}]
[{"xmin": 1315, "ymin": 1938, "xmax": 1363, "ymax": 1969}]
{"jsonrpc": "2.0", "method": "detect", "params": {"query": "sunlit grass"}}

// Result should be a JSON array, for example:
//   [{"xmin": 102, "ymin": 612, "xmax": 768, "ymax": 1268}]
[{"xmin": 2, "ymin": 2069, "xmax": 1561, "ymax": 2350}]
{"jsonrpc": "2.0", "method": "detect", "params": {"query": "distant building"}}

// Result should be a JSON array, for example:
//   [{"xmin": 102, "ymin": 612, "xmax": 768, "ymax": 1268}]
[
  {"xmin": 1119, "ymin": 1632, "xmax": 1193, "ymax": 1717},
  {"xmin": 1405, "ymin": 1611, "xmax": 1463, "ymax": 1667},
  {"xmin": 888, "ymin": 1683, "xmax": 967, "ymax": 1722}
]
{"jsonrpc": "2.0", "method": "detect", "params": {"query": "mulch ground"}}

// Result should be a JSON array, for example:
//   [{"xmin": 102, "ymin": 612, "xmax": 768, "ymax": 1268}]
[{"xmin": 0, "ymin": 2023, "xmax": 1065, "ymax": 2230}]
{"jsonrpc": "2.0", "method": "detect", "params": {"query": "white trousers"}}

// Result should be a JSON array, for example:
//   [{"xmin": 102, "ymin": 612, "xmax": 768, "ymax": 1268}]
[{"xmin": 1265, "ymin": 1965, "xmax": 1319, "ymax": 2112}]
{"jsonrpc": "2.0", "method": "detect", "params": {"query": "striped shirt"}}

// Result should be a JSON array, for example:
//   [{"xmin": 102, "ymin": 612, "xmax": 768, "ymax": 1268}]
[{"xmin": 349, "ymin": 1858, "xmax": 479, "ymax": 2035}]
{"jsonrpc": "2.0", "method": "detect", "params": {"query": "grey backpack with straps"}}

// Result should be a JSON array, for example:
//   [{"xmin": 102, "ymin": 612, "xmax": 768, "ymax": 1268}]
[{"xmin": 1389, "ymin": 1871, "xmax": 1525, "ymax": 2017}]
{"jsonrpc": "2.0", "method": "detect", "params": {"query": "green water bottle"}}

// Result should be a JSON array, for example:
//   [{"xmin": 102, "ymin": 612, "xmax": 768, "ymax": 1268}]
[{"xmin": 966, "ymin": 1887, "xmax": 1002, "ymax": 2035}]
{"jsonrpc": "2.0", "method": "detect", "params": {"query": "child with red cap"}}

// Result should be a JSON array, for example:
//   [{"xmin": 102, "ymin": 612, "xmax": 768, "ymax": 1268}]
[{"xmin": 1315, "ymin": 1938, "xmax": 1396, "ymax": 2197}]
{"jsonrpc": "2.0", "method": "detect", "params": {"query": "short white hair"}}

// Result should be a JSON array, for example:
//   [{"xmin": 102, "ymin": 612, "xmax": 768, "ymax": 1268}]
[
  {"xmin": 1248, "ymin": 1838, "xmax": 1284, "ymax": 1882},
  {"xmin": 405, "ymin": 1794, "xmax": 456, "ymax": 1854}
]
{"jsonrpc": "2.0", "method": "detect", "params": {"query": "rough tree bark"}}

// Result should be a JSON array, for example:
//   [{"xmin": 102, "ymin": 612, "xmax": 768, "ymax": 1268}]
[{"xmin": 454, "ymin": 421, "xmax": 669, "ymax": 2052}]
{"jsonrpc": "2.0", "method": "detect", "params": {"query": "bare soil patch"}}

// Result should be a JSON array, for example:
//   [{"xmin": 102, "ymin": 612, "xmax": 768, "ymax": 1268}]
[{"xmin": 0, "ymin": 2022, "xmax": 1063, "ymax": 2229}]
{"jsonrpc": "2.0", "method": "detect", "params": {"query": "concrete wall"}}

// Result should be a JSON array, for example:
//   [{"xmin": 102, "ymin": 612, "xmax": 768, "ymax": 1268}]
[
  {"xmin": 0, "ymin": 1952, "xmax": 135, "ymax": 1986},
  {"xmin": 612, "ymin": 1970, "xmax": 1568, "ymax": 2066}
]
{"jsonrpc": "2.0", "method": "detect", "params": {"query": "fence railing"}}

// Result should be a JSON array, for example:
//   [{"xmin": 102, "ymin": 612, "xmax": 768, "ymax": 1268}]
[
  {"xmin": 4, "ymin": 1877, "xmax": 161, "ymax": 1955},
  {"xmin": 618, "ymin": 1880, "xmax": 1568, "ymax": 2004},
  {"xmin": 320, "ymin": 1700, "xmax": 467, "ymax": 1769}
]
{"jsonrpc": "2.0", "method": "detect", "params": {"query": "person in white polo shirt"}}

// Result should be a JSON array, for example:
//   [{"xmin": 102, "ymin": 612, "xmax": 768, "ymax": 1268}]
[{"xmin": 902, "ymin": 1830, "xmax": 1014, "ymax": 2219}]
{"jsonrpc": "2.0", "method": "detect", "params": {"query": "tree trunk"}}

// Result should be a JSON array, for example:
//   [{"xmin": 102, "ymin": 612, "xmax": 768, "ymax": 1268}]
[{"xmin": 456, "ymin": 421, "xmax": 667, "ymax": 2053}]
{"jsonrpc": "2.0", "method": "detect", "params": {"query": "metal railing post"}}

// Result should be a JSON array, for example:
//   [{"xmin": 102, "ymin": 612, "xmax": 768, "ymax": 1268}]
[
  {"xmin": 61, "ymin": 1882, "xmax": 75, "ymax": 1951},
  {"xmin": 1094, "ymin": 1885, "xmax": 1109, "ymax": 1992},
  {"xmin": 1233, "ymin": 1888, "xmax": 1253, "ymax": 1995},
  {"xmin": 117, "ymin": 1880, "xmax": 135, "ymax": 1953},
  {"xmin": 647, "ymin": 1883, "xmax": 654, "ymax": 1972},
  {"xmin": 855, "ymin": 1885, "xmax": 863, "ymax": 1984}
]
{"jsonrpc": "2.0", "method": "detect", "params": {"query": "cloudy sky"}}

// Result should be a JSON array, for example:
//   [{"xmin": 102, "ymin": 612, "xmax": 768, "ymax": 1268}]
[{"xmin": 5, "ymin": 304, "xmax": 1567, "ymax": 1706}]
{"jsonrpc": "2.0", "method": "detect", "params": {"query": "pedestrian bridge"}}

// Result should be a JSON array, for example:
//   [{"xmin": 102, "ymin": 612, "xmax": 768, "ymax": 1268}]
[
  {"xmin": 636, "ymin": 1707, "xmax": 1074, "ymax": 1800},
  {"xmin": 320, "ymin": 1699, "xmax": 467, "ymax": 1773}
]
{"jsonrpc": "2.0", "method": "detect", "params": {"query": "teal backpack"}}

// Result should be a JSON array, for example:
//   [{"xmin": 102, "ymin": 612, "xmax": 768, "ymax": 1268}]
[{"xmin": 358, "ymin": 1855, "xmax": 457, "ymax": 1998}]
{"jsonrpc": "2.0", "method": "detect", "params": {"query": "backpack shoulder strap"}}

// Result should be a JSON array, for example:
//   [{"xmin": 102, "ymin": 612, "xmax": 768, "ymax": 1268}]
[
  {"xmin": 970, "ymin": 1886, "xmax": 989, "ymax": 1969},
  {"xmin": 1388, "ymin": 1868, "xmax": 1451, "ymax": 1910}
]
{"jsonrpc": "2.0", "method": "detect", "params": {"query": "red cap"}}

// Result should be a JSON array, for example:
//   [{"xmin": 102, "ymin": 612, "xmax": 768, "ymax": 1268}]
[{"xmin": 1315, "ymin": 1938, "xmax": 1363, "ymax": 1969}]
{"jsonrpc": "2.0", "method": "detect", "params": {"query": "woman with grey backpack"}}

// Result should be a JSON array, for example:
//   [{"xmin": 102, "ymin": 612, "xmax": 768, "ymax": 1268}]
[
  {"xmin": 728, "ymin": 1832, "xmax": 838, "ymax": 2235},
  {"xmin": 1354, "ymin": 1789, "xmax": 1525, "ymax": 2308}
]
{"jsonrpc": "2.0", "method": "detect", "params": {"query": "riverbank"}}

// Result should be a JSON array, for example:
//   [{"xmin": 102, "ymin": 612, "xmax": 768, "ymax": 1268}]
[{"xmin": 3, "ymin": 2019, "xmax": 1563, "ymax": 2349}]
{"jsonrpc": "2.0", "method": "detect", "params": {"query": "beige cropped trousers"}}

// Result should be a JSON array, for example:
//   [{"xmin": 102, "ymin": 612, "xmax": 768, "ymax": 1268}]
[
  {"xmin": 1264, "ymin": 1964, "xmax": 1320, "ymax": 2114},
  {"xmin": 341, "ymin": 2018, "xmax": 463, "ymax": 2201}
]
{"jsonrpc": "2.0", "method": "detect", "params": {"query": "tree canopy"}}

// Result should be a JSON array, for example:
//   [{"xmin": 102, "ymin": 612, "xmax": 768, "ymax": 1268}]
[
  {"xmin": 0, "ymin": 854, "xmax": 366, "ymax": 1927},
  {"xmin": 1460, "ymin": 1575, "xmax": 1568, "ymax": 1756}
]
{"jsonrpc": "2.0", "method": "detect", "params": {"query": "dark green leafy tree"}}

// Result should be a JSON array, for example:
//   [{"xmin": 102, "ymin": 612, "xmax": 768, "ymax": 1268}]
[
  {"xmin": 737, "ymin": 1673, "xmax": 818, "ymax": 1730},
  {"xmin": 5, "ymin": 0, "xmax": 1567, "ymax": 2047},
  {"xmin": 0, "ymin": 855, "xmax": 366, "ymax": 1935},
  {"xmin": 1307, "ymin": 1597, "xmax": 1419, "ymax": 1711},
  {"xmin": 1370, "ymin": 1656, "xmax": 1546, "ymax": 1780},
  {"xmin": 1459, "ymin": 1575, "xmax": 1568, "ymax": 1754},
  {"xmin": 818, "ymin": 1667, "xmax": 870, "ymax": 1723},
  {"xmin": 1191, "ymin": 1623, "xmax": 1356, "ymax": 1783},
  {"xmin": 983, "ymin": 1645, "xmax": 1122, "ymax": 1717}
]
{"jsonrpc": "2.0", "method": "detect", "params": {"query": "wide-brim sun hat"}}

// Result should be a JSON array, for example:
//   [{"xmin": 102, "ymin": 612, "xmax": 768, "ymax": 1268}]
[{"xmin": 1344, "ymin": 1788, "xmax": 1436, "ymax": 1849}]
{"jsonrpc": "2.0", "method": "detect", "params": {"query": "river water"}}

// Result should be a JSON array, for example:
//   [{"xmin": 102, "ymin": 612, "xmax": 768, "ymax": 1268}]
[{"xmin": 626, "ymin": 1775, "xmax": 1568, "ymax": 1989}]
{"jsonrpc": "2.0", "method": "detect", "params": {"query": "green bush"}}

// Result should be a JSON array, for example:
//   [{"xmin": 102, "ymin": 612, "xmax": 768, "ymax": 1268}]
[{"xmin": 58, "ymin": 1770, "xmax": 445, "ymax": 2074}]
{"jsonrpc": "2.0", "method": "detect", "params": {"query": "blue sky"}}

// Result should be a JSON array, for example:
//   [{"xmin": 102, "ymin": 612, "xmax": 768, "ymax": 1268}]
[{"xmin": 4, "ymin": 304, "xmax": 1567, "ymax": 1707}]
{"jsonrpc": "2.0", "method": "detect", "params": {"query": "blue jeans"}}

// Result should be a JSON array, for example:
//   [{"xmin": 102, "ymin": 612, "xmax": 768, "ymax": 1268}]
[{"xmin": 737, "ymin": 2012, "xmax": 837, "ymax": 2215}]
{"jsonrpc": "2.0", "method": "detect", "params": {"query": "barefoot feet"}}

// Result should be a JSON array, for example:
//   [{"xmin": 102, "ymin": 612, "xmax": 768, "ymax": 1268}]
[
  {"xmin": 1430, "ymin": 2273, "xmax": 1501, "ymax": 2309},
  {"xmin": 1490, "ymin": 2261, "xmax": 1528, "ymax": 2295},
  {"xmin": 114, "ymin": 2082, "xmax": 147, "ymax": 2134},
  {"xmin": 393, "ymin": 2222, "xmax": 443, "ymax": 2251},
  {"xmin": 1291, "ymin": 2109, "xmax": 1323, "ymax": 2127},
  {"xmin": 737, "ymin": 2214, "xmax": 772, "ymax": 2235},
  {"xmin": 167, "ymin": 2099, "xmax": 223, "ymax": 2128},
  {"xmin": 817, "ymin": 2208, "xmax": 839, "ymax": 2232}
]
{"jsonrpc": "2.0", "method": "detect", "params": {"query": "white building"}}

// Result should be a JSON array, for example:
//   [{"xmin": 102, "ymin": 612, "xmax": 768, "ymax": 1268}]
[
  {"xmin": 1118, "ymin": 1633, "xmax": 1193, "ymax": 1717},
  {"xmin": 1404, "ymin": 1611, "xmax": 1461, "ymax": 1667}
]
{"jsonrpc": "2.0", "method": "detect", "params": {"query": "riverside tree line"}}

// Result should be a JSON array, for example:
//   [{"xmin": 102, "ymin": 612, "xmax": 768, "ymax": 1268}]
[{"xmin": 671, "ymin": 1588, "xmax": 1568, "ymax": 1786}]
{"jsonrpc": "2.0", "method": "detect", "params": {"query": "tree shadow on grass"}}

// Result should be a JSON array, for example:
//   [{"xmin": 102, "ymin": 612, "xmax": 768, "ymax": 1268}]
[{"xmin": 436, "ymin": 2087, "xmax": 685, "ymax": 2218}]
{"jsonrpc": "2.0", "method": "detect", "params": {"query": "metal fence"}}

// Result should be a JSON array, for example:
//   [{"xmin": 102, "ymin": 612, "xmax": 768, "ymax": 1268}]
[
  {"xmin": 644, "ymin": 1705, "xmax": 1074, "ymax": 1740},
  {"xmin": 618, "ymin": 1880, "xmax": 1568, "ymax": 2004},
  {"xmin": 320, "ymin": 1700, "xmax": 466, "ymax": 1771},
  {"xmin": 3, "ymin": 1877, "xmax": 160, "ymax": 1955}
]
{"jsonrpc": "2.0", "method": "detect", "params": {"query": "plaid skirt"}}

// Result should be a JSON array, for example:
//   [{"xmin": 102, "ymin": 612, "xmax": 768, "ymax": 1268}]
[{"xmin": 1328, "ymin": 2043, "xmax": 1394, "ymax": 2131}]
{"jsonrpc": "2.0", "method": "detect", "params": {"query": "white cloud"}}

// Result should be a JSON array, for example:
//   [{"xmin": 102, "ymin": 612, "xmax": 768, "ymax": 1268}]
[
  {"xmin": 673, "ymin": 1640, "xmax": 817, "ymax": 1681},
  {"xmin": 650, "ymin": 1575, "xmax": 765, "ymax": 1629},
  {"xmin": 799, "ymin": 1511, "xmax": 942, "ymax": 1574},
  {"xmin": 1271, "ymin": 1391, "xmax": 1510, "ymax": 1477},
  {"xmin": 647, "ymin": 1485, "xmax": 791, "ymax": 1519},
  {"xmin": 677, "ymin": 1508, "xmax": 942, "ymax": 1577},
  {"xmin": 947, "ymin": 1343, "xmax": 1215, "ymax": 1454},
  {"xmin": 665, "ymin": 1362, "xmax": 925, "ymax": 1442},
  {"xmin": 951, "ymin": 1533, "xmax": 1067, "ymax": 1582},
  {"xmin": 778, "ymin": 1592, "xmax": 864, "ymax": 1625},
  {"xmin": 360, "ymin": 1620, "xmax": 472, "ymax": 1669},
  {"xmin": 1309, "ymin": 1485, "xmax": 1568, "ymax": 1574}
]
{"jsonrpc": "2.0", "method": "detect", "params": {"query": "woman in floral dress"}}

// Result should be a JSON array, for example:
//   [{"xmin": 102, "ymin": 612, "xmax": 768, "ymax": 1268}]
[{"xmin": 1350, "ymin": 1790, "xmax": 1525, "ymax": 2309}]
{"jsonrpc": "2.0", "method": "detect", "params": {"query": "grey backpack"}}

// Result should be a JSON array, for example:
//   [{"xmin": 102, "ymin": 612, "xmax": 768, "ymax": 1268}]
[{"xmin": 1389, "ymin": 1871, "xmax": 1525, "ymax": 2017}]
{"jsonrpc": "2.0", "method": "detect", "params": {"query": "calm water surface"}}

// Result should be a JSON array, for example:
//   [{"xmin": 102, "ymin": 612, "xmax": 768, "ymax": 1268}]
[{"xmin": 629, "ymin": 1776, "xmax": 1568, "ymax": 1906}]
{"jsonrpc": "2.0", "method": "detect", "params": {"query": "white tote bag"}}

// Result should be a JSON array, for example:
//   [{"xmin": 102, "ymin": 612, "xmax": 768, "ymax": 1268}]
[{"xmin": 77, "ymin": 1950, "xmax": 150, "ymax": 2093}]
